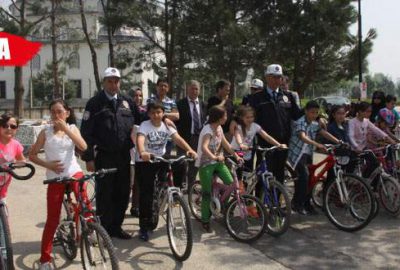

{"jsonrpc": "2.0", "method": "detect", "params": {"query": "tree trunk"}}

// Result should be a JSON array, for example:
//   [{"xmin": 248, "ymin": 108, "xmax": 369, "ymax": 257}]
[
  {"xmin": 79, "ymin": 0, "xmax": 102, "ymax": 93},
  {"xmin": 101, "ymin": 0, "xmax": 114, "ymax": 67},
  {"xmin": 51, "ymin": 0, "xmax": 60, "ymax": 99},
  {"xmin": 13, "ymin": 67, "xmax": 24, "ymax": 117}
]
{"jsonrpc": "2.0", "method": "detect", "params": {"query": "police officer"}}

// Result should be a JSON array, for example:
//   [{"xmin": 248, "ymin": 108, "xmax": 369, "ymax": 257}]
[
  {"xmin": 81, "ymin": 67, "xmax": 139, "ymax": 239},
  {"xmin": 249, "ymin": 64, "xmax": 302, "ymax": 186}
]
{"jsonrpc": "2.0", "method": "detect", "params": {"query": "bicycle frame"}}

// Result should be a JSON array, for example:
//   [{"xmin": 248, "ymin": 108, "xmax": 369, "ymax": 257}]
[{"xmin": 157, "ymin": 164, "xmax": 182, "ymax": 216}]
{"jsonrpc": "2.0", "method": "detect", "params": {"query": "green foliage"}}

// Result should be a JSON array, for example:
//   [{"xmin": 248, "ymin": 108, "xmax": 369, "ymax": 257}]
[{"xmin": 31, "ymin": 63, "xmax": 77, "ymax": 106}]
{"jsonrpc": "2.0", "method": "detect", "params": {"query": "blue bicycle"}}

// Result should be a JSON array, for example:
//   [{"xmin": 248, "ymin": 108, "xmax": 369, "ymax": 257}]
[{"xmin": 241, "ymin": 146, "xmax": 291, "ymax": 237}]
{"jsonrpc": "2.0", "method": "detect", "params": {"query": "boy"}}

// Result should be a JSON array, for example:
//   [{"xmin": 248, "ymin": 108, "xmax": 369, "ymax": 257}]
[
  {"xmin": 136, "ymin": 102, "xmax": 197, "ymax": 241},
  {"xmin": 288, "ymin": 101, "xmax": 340, "ymax": 215}
]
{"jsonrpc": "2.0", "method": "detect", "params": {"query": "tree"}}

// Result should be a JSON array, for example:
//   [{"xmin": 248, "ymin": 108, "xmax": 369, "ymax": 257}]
[{"xmin": 0, "ymin": 0, "xmax": 49, "ymax": 117}]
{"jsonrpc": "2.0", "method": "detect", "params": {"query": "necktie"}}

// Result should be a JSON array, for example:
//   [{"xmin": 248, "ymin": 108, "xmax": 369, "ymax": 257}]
[
  {"xmin": 273, "ymin": 91, "xmax": 277, "ymax": 103},
  {"xmin": 191, "ymin": 100, "xmax": 201, "ymax": 134},
  {"xmin": 112, "ymin": 98, "xmax": 118, "ymax": 111}
]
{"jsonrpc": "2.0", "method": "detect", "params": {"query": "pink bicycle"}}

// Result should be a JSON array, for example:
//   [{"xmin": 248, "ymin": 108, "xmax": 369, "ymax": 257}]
[{"xmin": 188, "ymin": 157, "xmax": 267, "ymax": 243}]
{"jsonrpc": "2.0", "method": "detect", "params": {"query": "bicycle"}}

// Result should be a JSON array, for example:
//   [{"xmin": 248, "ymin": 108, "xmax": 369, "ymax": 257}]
[
  {"xmin": 0, "ymin": 161, "xmax": 35, "ymax": 270},
  {"xmin": 188, "ymin": 156, "xmax": 267, "ymax": 243},
  {"xmin": 241, "ymin": 146, "xmax": 291, "ymax": 237},
  {"xmin": 44, "ymin": 169, "xmax": 119, "ymax": 270},
  {"xmin": 354, "ymin": 145, "xmax": 400, "ymax": 217},
  {"xmin": 307, "ymin": 144, "xmax": 374, "ymax": 232},
  {"xmin": 149, "ymin": 155, "xmax": 193, "ymax": 262}
]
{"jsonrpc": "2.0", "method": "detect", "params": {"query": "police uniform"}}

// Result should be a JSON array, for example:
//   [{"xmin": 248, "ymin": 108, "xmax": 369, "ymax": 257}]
[
  {"xmin": 81, "ymin": 89, "xmax": 140, "ymax": 235},
  {"xmin": 249, "ymin": 87, "xmax": 302, "ymax": 183}
]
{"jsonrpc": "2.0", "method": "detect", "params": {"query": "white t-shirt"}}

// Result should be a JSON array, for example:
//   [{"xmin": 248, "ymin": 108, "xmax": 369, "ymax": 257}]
[
  {"xmin": 135, "ymin": 120, "xmax": 177, "ymax": 161},
  {"xmin": 231, "ymin": 123, "xmax": 262, "ymax": 160},
  {"xmin": 195, "ymin": 124, "xmax": 224, "ymax": 168}
]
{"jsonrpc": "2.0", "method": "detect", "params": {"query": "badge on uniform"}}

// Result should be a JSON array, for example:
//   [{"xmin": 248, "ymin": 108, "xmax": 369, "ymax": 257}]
[
  {"xmin": 83, "ymin": 111, "xmax": 90, "ymax": 120},
  {"xmin": 283, "ymin": 95, "xmax": 289, "ymax": 103},
  {"xmin": 122, "ymin": 100, "xmax": 130, "ymax": 109}
]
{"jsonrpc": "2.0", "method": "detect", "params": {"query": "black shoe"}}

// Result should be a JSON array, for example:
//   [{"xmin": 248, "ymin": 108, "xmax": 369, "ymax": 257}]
[
  {"xmin": 292, "ymin": 204, "xmax": 310, "ymax": 216},
  {"xmin": 201, "ymin": 222, "xmax": 211, "ymax": 233},
  {"xmin": 130, "ymin": 207, "xmax": 139, "ymax": 218},
  {"xmin": 110, "ymin": 229, "xmax": 132, "ymax": 240},
  {"xmin": 304, "ymin": 204, "xmax": 318, "ymax": 215}
]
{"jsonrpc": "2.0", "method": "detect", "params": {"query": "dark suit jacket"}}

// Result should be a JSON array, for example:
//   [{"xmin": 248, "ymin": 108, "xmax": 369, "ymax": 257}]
[{"xmin": 176, "ymin": 98, "xmax": 206, "ymax": 143}]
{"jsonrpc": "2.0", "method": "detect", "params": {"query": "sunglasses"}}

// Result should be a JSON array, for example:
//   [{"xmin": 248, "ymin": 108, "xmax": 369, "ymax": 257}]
[{"xmin": 1, "ymin": 124, "xmax": 18, "ymax": 130}]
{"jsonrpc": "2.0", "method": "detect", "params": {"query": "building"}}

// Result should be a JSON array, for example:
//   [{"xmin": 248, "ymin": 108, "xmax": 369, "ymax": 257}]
[{"xmin": 0, "ymin": 0, "xmax": 157, "ymax": 111}]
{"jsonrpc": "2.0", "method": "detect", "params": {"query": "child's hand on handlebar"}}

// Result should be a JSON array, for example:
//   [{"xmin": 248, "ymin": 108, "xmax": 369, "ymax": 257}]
[
  {"xmin": 186, "ymin": 150, "xmax": 198, "ymax": 160},
  {"xmin": 140, "ymin": 151, "xmax": 152, "ymax": 162},
  {"xmin": 214, "ymin": 154, "xmax": 225, "ymax": 162},
  {"xmin": 278, "ymin": 144, "xmax": 288, "ymax": 149},
  {"xmin": 316, "ymin": 144, "xmax": 328, "ymax": 153},
  {"xmin": 239, "ymin": 144, "xmax": 250, "ymax": 151}
]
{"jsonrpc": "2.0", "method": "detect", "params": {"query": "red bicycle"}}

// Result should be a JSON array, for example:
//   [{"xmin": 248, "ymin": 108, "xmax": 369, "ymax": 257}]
[{"xmin": 307, "ymin": 144, "xmax": 374, "ymax": 232}]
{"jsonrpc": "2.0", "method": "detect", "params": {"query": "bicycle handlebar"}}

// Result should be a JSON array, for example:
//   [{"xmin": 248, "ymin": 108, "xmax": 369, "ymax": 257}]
[
  {"xmin": 150, "ymin": 155, "xmax": 194, "ymax": 164},
  {"xmin": 0, "ymin": 162, "xmax": 36, "ymax": 180},
  {"xmin": 43, "ymin": 168, "xmax": 117, "ymax": 185}
]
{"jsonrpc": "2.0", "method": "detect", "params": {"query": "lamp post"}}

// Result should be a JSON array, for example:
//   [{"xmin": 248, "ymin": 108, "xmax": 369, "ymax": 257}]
[{"xmin": 358, "ymin": 0, "xmax": 363, "ymax": 98}]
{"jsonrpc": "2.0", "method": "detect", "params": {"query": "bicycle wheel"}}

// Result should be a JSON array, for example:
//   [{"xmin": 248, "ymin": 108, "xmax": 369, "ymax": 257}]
[
  {"xmin": 225, "ymin": 194, "xmax": 267, "ymax": 243},
  {"xmin": 311, "ymin": 181, "xmax": 324, "ymax": 208},
  {"xmin": 0, "ymin": 205, "xmax": 14, "ymax": 270},
  {"xmin": 167, "ymin": 194, "xmax": 193, "ymax": 261},
  {"xmin": 324, "ymin": 174, "xmax": 374, "ymax": 232},
  {"xmin": 261, "ymin": 180, "xmax": 291, "ymax": 237},
  {"xmin": 188, "ymin": 180, "xmax": 202, "ymax": 221},
  {"xmin": 81, "ymin": 222, "xmax": 119, "ymax": 270},
  {"xmin": 57, "ymin": 201, "xmax": 77, "ymax": 260},
  {"xmin": 378, "ymin": 175, "xmax": 400, "ymax": 216}
]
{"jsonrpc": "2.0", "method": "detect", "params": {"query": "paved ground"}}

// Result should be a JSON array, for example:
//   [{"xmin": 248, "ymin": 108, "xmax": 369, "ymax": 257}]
[{"xmin": 6, "ymin": 156, "xmax": 400, "ymax": 270}]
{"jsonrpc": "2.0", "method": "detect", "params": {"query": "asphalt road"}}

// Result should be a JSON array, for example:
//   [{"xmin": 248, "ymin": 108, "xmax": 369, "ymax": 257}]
[{"xmin": 6, "ymin": 157, "xmax": 400, "ymax": 270}]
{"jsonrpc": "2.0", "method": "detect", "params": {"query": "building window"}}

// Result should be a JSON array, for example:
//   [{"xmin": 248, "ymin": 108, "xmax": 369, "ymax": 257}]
[
  {"xmin": 68, "ymin": 52, "xmax": 80, "ymax": 69},
  {"xmin": 31, "ymin": 54, "xmax": 40, "ymax": 70},
  {"xmin": 69, "ymin": 80, "xmax": 82, "ymax": 98},
  {"xmin": 0, "ymin": 81, "xmax": 6, "ymax": 99}
]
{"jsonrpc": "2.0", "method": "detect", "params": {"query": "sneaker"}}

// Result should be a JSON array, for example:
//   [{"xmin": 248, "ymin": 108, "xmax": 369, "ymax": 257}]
[
  {"xmin": 139, "ymin": 228, "xmax": 149, "ymax": 242},
  {"xmin": 201, "ymin": 222, "xmax": 212, "ymax": 233},
  {"xmin": 246, "ymin": 206, "xmax": 260, "ymax": 218},
  {"xmin": 39, "ymin": 262, "xmax": 52, "ymax": 270}
]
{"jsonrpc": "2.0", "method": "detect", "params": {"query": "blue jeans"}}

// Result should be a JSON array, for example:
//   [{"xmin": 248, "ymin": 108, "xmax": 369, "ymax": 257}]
[{"xmin": 293, "ymin": 154, "xmax": 312, "ymax": 207}]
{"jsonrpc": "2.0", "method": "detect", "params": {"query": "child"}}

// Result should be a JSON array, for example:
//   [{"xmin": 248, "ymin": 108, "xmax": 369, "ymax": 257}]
[
  {"xmin": 370, "ymin": 90, "xmax": 386, "ymax": 122},
  {"xmin": 327, "ymin": 105, "xmax": 349, "ymax": 143},
  {"xmin": 288, "ymin": 101, "xmax": 340, "ymax": 215},
  {"xmin": 135, "ymin": 102, "xmax": 197, "ymax": 242},
  {"xmin": 0, "ymin": 113, "xmax": 25, "ymax": 200},
  {"xmin": 368, "ymin": 108, "xmax": 398, "ymax": 149},
  {"xmin": 29, "ymin": 100, "xmax": 89, "ymax": 270},
  {"xmin": 348, "ymin": 102, "xmax": 396, "ymax": 180},
  {"xmin": 196, "ymin": 105, "xmax": 242, "ymax": 232},
  {"xmin": 231, "ymin": 106, "xmax": 286, "ymax": 191}
]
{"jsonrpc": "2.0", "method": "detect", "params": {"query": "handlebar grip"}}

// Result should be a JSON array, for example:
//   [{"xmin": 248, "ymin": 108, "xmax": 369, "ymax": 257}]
[
  {"xmin": 43, "ymin": 177, "xmax": 65, "ymax": 185},
  {"xmin": 100, "ymin": 168, "xmax": 118, "ymax": 174}
]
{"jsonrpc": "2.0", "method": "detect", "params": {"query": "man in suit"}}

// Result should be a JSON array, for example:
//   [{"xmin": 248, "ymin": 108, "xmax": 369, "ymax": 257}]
[{"xmin": 175, "ymin": 80, "xmax": 206, "ymax": 188}]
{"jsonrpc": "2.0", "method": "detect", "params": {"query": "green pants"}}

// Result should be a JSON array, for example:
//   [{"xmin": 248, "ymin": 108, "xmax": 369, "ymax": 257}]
[{"xmin": 199, "ymin": 162, "xmax": 233, "ymax": 223}]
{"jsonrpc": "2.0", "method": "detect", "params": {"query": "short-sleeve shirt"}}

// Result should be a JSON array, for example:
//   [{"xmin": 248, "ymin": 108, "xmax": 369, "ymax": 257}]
[
  {"xmin": 147, "ymin": 94, "xmax": 177, "ymax": 113},
  {"xmin": 288, "ymin": 116, "xmax": 321, "ymax": 167},
  {"xmin": 195, "ymin": 124, "xmax": 224, "ymax": 167},
  {"xmin": 136, "ymin": 120, "xmax": 177, "ymax": 161},
  {"xmin": 231, "ymin": 123, "xmax": 262, "ymax": 160},
  {"xmin": 0, "ymin": 139, "xmax": 23, "ymax": 199}
]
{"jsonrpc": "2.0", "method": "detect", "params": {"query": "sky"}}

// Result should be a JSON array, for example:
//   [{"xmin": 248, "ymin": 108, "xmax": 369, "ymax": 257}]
[{"xmin": 1, "ymin": 0, "xmax": 400, "ymax": 81}]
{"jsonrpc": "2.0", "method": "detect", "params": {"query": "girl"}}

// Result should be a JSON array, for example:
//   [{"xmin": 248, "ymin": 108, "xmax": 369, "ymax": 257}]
[
  {"xmin": 327, "ymin": 105, "xmax": 349, "ymax": 143},
  {"xmin": 370, "ymin": 90, "xmax": 386, "ymax": 123},
  {"xmin": 29, "ymin": 100, "xmax": 89, "ymax": 270},
  {"xmin": 195, "ymin": 105, "xmax": 242, "ymax": 232},
  {"xmin": 136, "ymin": 102, "xmax": 197, "ymax": 242},
  {"xmin": 0, "ymin": 113, "xmax": 25, "ymax": 200},
  {"xmin": 231, "ymin": 106, "xmax": 286, "ymax": 192}
]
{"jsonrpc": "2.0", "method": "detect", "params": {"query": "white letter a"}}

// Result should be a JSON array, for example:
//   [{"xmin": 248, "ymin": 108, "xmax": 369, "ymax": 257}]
[{"xmin": 0, "ymin": 38, "xmax": 11, "ymax": 60}]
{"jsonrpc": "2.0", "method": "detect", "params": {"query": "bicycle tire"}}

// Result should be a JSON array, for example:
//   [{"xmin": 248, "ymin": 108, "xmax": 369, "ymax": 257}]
[
  {"xmin": 188, "ymin": 180, "xmax": 202, "ymax": 221},
  {"xmin": 324, "ymin": 174, "xmax": 374, "ymax": 232},
  {"xmin": 167, "ymin": 194, "xmax": 193, "ymax": 261},
  {"xmin": 0, "ymin": 206, "xmax": 14, "ymax": 270},
  {"xmin": 311, "ymin": 181, "xmax": 324, "ymax": 208},
  {"xmin": 81, "ymin": 222, "xmax": 119, "ymax": 270},
  {"xmin": 378, "ymin": 175, "xmax": 400, "ymax": 216},
  {"xmin": 225, "ymin": 194, "xmax": 267, "ymax": 243},
  {"xmin": 57, "ymin": 201, "xmax": 77, "ymax": 260},
  {"xmin": 261, "ymin": 180, "xmax": 291, "ymax": 237}
]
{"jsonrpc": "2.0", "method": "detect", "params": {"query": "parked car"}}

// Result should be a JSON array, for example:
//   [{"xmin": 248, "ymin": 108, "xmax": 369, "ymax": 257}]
[{"xmin": 313, "ymin": 96, "xmax": 351, "ymax": 113}]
